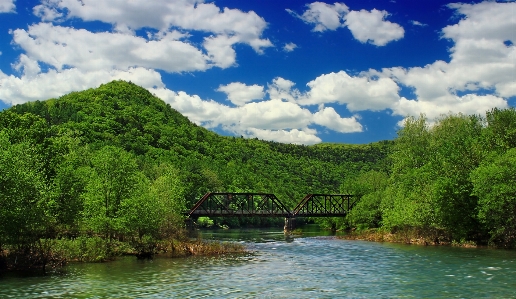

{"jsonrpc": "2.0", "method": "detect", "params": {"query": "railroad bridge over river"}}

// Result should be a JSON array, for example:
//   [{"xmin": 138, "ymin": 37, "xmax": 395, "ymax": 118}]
[{"xmin": 186, "ymin": 192, "xmax": 357, "ymax": 231}]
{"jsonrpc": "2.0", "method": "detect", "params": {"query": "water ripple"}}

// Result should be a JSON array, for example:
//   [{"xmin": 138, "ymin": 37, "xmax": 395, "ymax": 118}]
[{"xmin": 2, "ymin": 232, "xmax": 516, "ymax": 298}]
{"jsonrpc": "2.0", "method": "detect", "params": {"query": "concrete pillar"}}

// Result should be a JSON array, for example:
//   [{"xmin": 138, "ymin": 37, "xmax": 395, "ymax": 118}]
[{"xmin": 284, "ymin": 217, "xmax": 295, "ymax": 232}]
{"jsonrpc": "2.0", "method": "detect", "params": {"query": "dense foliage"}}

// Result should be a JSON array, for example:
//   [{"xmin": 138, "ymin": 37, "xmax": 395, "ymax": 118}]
[
  {"xmin": 0, "ymin": 80, "xmax": 390, "ymax": 268},
  {"xmin": 2, "ymin": 80, "xmax": 514, "ymax": 269},
  {"xmin": 344, "ymin": 109, "xmax": 516, "ymax": 248}
]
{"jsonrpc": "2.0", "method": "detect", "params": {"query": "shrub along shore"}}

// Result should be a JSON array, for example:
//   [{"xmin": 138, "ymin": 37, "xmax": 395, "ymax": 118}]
[
  {"xmin": 338, "ymin": 228, "xmax": 478, "ymax": 248},
  {"xmin": 0, "ymin": 233, "xmax": 245, "ymax": 272}
]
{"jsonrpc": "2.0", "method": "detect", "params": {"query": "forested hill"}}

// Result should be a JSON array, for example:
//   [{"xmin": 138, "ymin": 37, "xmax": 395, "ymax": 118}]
[
  {"xmin": 1, "ymin": 80, "xmax": 391, "ymax": 208},
  {"xmin": 3, "ymin": 80, "xmax": 516, "ymax": 248}
]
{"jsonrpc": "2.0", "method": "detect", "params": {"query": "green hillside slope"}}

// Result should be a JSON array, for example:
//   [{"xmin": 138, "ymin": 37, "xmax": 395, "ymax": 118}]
[{"xmin": 5, "ymin": 80, "xmax": 391, "ymax": 207}]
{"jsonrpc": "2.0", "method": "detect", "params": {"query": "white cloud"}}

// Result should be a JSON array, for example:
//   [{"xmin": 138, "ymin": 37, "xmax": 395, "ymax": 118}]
[
  {"xmin": 344, "ymin": 9, "xmax": 404, "ymax": 46},
  {"xmin": 288, "ymin": 2, "xmax": 404, "ymax": 46},
  {"xmin": 217, "ymin": 82, "xmax": 264, "ymax": 106},
  {"xmin": 378, "ymin": 1, "xmax": 515, "ymax": 122},
  {"xmin": 34, "ymin": 0, "xmax": 272, "ymax": 54},
  {"xmin": 411, "ymin": 20, "xmax": 427, "ymax": 27},
  {"xmin": 152, "ymin": 85, "xmax": 324, "ymax": 144},
  {"xmin": 152, "ymin": 76, "xmax": 372, "ymax": 144},
  {"xmin": 267, "ymin": 77, "xmax": 302, "ymax": 103},
  {"xmin": 12, "ymin": 23, "xmax": 210, "ymax": 73},
  {"xmin": 313, "ymin": 106, "xmax": 363, "ymax": 133},
  {"xmin": 0, "ymin": 0, "xmax": 15, "ymax": 13},
  {"xmin": 0, "ymin": 66, "xmax": 163, "ymax": 105},
  {"xmin": 225, "ymin": 100, "xmax": 312, "ymax": 131},
  {"xmin": 203, "ymin": 35, "xmax": 239, "ymax": 69},
  {"xmin": 151, "ymin": 87, "xmax": 227, "ymax": 127},
  {"xmin": 33, "ymin": 1, "xmax": 63, "ymax": 21},
  {"xmin": 287, "ymin": 2, "xmax": 349, "ymax": 32},
  {"xmin": 243, "ymin": 128, "xmax": 321, "ymax": 145},
  {"xmin": 299, "ymin": 71, "xmax": 400, "ymax": 111},
  {"xmin": 283, "ymin": 42, "xmax": 297, "ymax": 52},
  {"xmin": 393, "ymin": 94, "xmax": 507, "ymax": 122},
  {"xmin": 2, "ymin": 0, "xmax": 274, "ymax": 107}
]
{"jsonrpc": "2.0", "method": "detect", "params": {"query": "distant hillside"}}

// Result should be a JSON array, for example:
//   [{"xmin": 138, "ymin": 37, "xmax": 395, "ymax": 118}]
[{"xmin": 4, "ymin": 80, "xmax": 392, "ymax": 207}]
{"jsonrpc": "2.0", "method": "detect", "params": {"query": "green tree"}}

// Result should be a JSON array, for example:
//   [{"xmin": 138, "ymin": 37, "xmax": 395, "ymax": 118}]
[
  {"xmin": 50, "ymin": 143, "xmax": 90, "ymax": 231},
  {"xmin": 81, "ymin": 146, "xmax": 140, "ymax": 238},
  {"xmin": 471, "ymin": 148, "xmax": 516, "ymax": 247},
  {"xmin": 481, "ymin": 107, "xmax": 516, "ymax": 153},
  {"xmin": 0, "ymin": 132, "xmax": 50, "ymax": 249},
  {"xmin": 381, "ymin": 115, "xmax": 436, "ymax": 230},
  {"xmin": 427, "ymin": 114, "xmax": 483, "ymax": 239},
  {"xmin": 342, "ymin": 170, "xmax": 388, "ymax": 229}
]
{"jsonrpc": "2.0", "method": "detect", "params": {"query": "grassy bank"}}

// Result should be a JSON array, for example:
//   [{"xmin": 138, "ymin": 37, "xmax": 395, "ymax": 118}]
[
  {"xmin": 339, "ymin": 228, "xmax": 479, "ymax": 248},
  {"xmin": 0, "ymin": 236, "xmax": 246, "ymax": 273}
]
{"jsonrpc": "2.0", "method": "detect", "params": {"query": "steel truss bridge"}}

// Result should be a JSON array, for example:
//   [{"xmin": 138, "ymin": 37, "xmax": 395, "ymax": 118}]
[{"xmin": 186, "ymin": 192, "xmax": 357, "ymax": 219}]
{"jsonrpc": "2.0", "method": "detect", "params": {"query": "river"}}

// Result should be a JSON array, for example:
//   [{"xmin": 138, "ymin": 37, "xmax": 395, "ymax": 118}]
[{"xmin": 1, "ymin": 227, "xmax": 516, "ymax": 298}]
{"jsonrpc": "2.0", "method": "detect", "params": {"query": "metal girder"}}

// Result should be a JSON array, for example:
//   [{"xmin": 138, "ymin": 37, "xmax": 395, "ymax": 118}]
[
  {"xmin": 187, "ymin": 192, "xmax": 292, "ymax": 218},
  {"xmin": 187, "ymin": 192, "xmax": 356, "ymax": 218},
  {"xmin": 292, "ymin": 194, "xmax": 356, "ymax": 217}
]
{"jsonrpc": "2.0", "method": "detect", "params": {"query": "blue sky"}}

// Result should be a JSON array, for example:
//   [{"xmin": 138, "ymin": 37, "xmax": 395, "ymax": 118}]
[{"xmin": 0, "ymin": 0, "xmax": 515, "ymax": 144}]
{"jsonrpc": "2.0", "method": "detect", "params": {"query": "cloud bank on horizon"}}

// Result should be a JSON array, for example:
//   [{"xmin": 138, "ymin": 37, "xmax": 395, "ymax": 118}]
[{"xmin": 0, "ymin": 0, "xmax": 515, "ymax": 144}]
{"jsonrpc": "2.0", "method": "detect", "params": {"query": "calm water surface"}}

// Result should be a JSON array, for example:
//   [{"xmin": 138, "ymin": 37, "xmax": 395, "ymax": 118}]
[{"xmin": 1, "ymin": 228, "xmax": 516, "ymax": 298}]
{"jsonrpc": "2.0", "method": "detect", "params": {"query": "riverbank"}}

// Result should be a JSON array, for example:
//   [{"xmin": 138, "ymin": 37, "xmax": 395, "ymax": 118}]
[
  {"xmin": 0, "ymin": 236, "xmax": 246, "ymax": 273},
  {"xmin": 3, "ymin": 228, "xmax": 516, "ymax": 298},
  {"xmin": 339, "ymin": 228, "xmax": 479, "ymax": 248}
]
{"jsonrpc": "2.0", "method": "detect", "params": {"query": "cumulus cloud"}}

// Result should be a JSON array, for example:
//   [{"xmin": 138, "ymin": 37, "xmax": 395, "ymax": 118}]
[
  {"xmin": 12, "ymin": 23, "xmax": 210, "ymax": 73},
  {"xmin": 393, "ymin": 94, "xmax": 507, "ymax": 122},
  {"xmin": 2, "ymin": 0, "xmax": 513, "ymax": 145},
  {"xmin": 151, "ymin": 87, "xmax": 227, "ymax": 127},
  {"xmin": 151, "ymin": 76, "xmax": 371, "ymax": 144},
  {"xmin": 0, "ymin": 0, "xmax": 15, "ymax": 13},
  {"xmin": 287, "ymin": 2, "xmax": 349, "ymax": 32},
  {"xmin": 152, "ymin": 85, "xmax": 325, "ymax": 144},
  {"xmin": 344, "ymin": 9, "xmax": 404, "ymax": 46},
  {"xmin": 299, "ymin": 71, "xmax": 401, "ymax": 111},
  {"xmin": 33, "ymin": 0, "xmax": 272, "ymax": 53},
  {"xmin": 288, "ymin": 2, "xmax": 404, "ymax": 46},
  {"xmin": 313, "ymin": 106, "xmax": 362, "ymax": 133},
  {"xmin": 33, "ymin": 2, "xmax": 63, "ymax": 20},
  {"xmin": 0, "ymin": 0, "xmax": 274, "ymax": 107},
  {"xmin": 377, "ymin": 1, "xmax": 515, "ymax": 121},
  {"xmin": 0, "ymin": 65, "xmax": 164, "ymax": 105},
  {"xmin": 267, "ymin": 77, "xmax": 302, "ymax": 103},
  {"xmin": 217, "ymin": 82, "xmax": 265, "ymax": 106},
  {"xmin": 243, "ymin": 128, "xmax": 321, "ymax": 145}
]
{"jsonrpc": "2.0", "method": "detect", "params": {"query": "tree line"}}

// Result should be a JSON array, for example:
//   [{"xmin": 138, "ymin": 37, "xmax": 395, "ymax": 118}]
[{"xmin": 342, "ymin": 108, "xmax": 516, "ymax": 248}]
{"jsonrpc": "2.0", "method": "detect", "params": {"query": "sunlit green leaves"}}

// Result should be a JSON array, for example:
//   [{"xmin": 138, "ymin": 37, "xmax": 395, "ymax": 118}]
[
  {"xmin": 471, "ymin": 148, "xmax": 516, "ymax": 247},
  {"xmin": 0, "ymin": 132, "xmax": 50, "ymax": 246}
]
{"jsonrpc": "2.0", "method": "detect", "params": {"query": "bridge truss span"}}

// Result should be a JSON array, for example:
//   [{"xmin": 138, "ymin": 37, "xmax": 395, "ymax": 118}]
[
  {"xmin": 187, "ymin": 192, "xmax": 292, "ymax": 218},
  {"xmin": 292, "ymin": 194, "xmax": 356, "ymax": 217},
  {"xmin": 187, "ymin": 192, "xmax": 356, "ymax": 219}
]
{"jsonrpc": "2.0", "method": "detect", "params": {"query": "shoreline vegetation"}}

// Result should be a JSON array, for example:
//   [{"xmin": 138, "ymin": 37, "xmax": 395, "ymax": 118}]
[
  {"xmin": 0, "ymin": 233, "xmax": 246, "ymax": 273},
  {"xmin": 338, "ymin": 228, "xmax": 478, "ymax": 248},
  {"xmin": 1, "ymin": 80, "xmax": 515, "ymax": 273}
]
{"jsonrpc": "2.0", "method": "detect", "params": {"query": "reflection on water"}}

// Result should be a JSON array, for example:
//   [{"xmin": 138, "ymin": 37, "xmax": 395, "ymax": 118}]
[{"xmin": 1, "ymin": 226, "xmax": 516, "ymax": 298}]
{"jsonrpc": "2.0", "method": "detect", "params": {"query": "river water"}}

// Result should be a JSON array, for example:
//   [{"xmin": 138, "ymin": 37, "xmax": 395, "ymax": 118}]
[{"xmin": 1, "ymin": 227, "xmax": 516, "ymax": 298}]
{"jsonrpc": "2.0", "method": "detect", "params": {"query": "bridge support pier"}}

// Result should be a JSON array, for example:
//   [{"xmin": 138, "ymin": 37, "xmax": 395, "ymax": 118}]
[{"xmin": 284, "ymin": 217, "xmax": 295, "ymax": 232}]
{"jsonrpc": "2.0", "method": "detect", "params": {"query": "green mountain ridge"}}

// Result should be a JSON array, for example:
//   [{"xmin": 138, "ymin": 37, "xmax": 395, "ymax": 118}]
[{"xmin": 3, "ymin": 80, "xmax": 391, "ymax": 207}]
